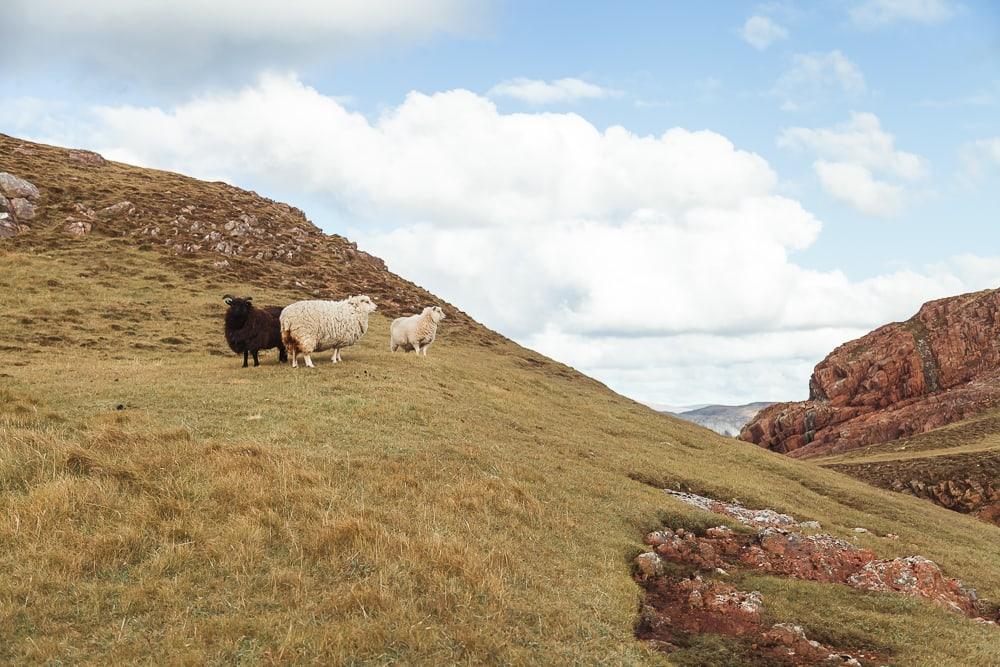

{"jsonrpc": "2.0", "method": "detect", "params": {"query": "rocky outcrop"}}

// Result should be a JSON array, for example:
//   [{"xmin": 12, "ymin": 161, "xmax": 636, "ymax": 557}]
[
  {"xmin": 741, "ymin": 289, "xmax": 1000, "ymax": 457},
  {"xmin": 63, "ymin": 200, "xmax": 136, "ymax": 236},
  {"xmin": 0, "ymin": 172, "xmax": 40, "ymax": 237},
  {"xmin": 636, "ymin": 489, "xmax": 997, "ymax": 664},
  {"xmin": 827, "ymin": 448, "xmax": 1000, "ymax": 526},
  {"xmin": 648, "ymin": 490, "xmax": 995, "ymax": 618},
  {"xmin": 66, "ymin": 149, "xmax": 107, "ymax": 167}
]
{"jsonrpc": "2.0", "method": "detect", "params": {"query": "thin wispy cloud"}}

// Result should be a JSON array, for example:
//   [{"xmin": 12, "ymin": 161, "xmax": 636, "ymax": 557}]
[
  {"xmin": 487, "ymin": 77, "xmax": 621, "ymax": 105},
  {"xmin": 772, "ymin": 50, "xmax": 866, "ymax": 111},
  {"xmin": 919, "ymin": 82, "xmax": 1000, "ymax": 108},
  {"xmin": 849, "ymin": 0, "xmax": 957, "ymax": 28},
  {"xmin": 740, "ymin": 15, "xmax": 789, "ymax": 50},
  {"xmin": 959, "ymin": 137, "xmax": 1000, "ymax": 181}
]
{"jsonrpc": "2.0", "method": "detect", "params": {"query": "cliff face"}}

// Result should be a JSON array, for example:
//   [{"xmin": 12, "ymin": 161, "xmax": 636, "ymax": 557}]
[{"xmin": 741, "ymin": 289, "xmax": 1000, "ymax": 458}]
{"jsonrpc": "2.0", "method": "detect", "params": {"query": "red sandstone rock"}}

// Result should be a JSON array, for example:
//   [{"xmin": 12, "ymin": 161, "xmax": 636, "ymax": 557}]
[
  {"xmin": 741, "ymin": 289, "xmax": 1000, "ymax": 457},
  {"xmin": 654, "ymin": 490, "xmax": 995, "ymax": 621},
  {"xmin": 741, "ymin": 529, "xmax": 876, "ymax": 583},
  {"xmin": 848, "ymin": 556, "xmax": 981, "ymax": 616}
]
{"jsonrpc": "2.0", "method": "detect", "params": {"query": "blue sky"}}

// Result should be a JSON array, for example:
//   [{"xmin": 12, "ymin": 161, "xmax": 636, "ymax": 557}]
[{"xmin": 3, "ymin": 1, "xmax": 1000, "ymax": 406}]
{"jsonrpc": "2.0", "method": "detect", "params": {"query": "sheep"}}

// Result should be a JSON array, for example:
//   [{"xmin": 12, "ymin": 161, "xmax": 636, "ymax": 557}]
[
  {"xmin": 223, "ymin": 295, "xmax": 288, "ymax": 367},
  {"xmin": 389, "ymin": 306, "xmax": 446, "ymax": 356},
  {"xmin": 280, "ymin": 295, "xmax": 377, "ymax": 368}
]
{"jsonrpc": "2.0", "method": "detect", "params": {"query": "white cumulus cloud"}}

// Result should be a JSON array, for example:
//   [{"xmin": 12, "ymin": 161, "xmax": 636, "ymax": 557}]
[
  {"xmin": 779, "ymin": 113, "xmax": 928, "ymax": 217},
  {"xmin": 779, "ymin": 112, "xmax": 928, "ymax": 181},
  {"xmin": 487, "ymin": 78, "xmax": 620, "ymax": 105},
  {"xmin": 813, "ymin": 160, "xmax": 905, "ymax": 218},
  {"xmin": 15, "ymin": 73, "xmax": 996, "ymax": 404},
  {"xmin": 740, "ymin": 16, "xmax": 789, "ymax": 50},
  {"xmin": 850, "ymin": 0, "xmax": 957, "ymax": 28}
]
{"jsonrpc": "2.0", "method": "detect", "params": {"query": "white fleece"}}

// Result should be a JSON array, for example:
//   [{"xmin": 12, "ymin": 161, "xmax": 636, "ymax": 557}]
[
  {"xmin": 280, "ymin": 295, "xmax": 376, "ymax": 366},
  {"xmin": 389, "ymin": 306, "xmax": 445, "ymax": 355}
]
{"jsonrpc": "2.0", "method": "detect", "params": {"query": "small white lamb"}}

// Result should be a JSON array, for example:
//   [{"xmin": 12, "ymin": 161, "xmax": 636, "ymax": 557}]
[
  {"xmin": 280, "ymin": 295, "xmax": 377, "ymax": 368},
  {"xmin": 389, "ymin": 306, "xmax": 446, "ymax": 356}
]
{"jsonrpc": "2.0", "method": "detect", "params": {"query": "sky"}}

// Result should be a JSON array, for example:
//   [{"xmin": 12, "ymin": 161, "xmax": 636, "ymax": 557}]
[{"xmin": 3, "ymin": 0, "xmax": 1000, "ymax": 407}]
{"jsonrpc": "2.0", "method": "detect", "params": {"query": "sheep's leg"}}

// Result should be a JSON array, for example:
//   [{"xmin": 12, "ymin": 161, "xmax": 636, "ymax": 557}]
[
  {"xmin": 242, "ymin": 350, "xmax": 249, "ymax": 368},
  {"xmin": 304, "ymin": 354, "xmax": 314, "ymax": 368},
  {"xmin": 336, "ymin": 349, "xmax": 342, "ymax": 362},
  {"xmin": 422, "ymin": 345, "xmax": 429, "ymax": 357},
  {"xmin": 278, "ymin": 346, "xmax": 288, "ymax": 363},
  {"xmin": 413, "ymin": 343, "xmax": 422, "ymax": 355},
  {"xmin": 252, "ymin": 350, "xmax": 260, "ymax": 367},
  {"xmin": 290, "ymin": 349, "xmax": 298, "ymax": 368},
  {"xmin": 331, "ymin": 348, "xmax": 339, "ymax": 364}
]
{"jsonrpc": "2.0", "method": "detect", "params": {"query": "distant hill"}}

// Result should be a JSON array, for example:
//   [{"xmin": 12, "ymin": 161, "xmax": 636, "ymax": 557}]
[{"xmin": 667, "ymin": 402, "xmax": 775, "ymax": 437}]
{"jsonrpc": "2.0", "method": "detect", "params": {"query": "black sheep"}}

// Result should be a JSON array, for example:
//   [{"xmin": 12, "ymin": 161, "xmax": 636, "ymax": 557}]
[{"xmin": 223, "ymin": 295, "xmax": 288, "ymax": 367}]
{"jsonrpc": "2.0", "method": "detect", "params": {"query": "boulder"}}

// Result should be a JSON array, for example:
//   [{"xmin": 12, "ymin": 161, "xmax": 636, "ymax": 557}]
[
  {"xmin": 0, "ymin": 172, "xmax": 40, "ymax": 200},
  {"xmin": 634, "ymin": 551, "xmax": 665, "ymax": 578},
  {"xmin": 67, "ymin": 149, "xmax": 107, "ymax": 167},
  {"xmin": 0, "ymin": 173, "xmax": 40, "ymax": 234}
]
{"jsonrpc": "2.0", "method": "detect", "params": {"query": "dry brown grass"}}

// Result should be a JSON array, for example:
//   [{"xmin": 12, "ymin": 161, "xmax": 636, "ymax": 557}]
[{"xmin": 1, "ymin": 136, "xmax": 999, "ymax": 664}]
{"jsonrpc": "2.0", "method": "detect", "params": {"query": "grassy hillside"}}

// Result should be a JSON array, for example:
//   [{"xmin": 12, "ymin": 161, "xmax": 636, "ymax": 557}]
[{"xmin": 2, "ymin": 137, "xmax": 999, "ymax": 665}]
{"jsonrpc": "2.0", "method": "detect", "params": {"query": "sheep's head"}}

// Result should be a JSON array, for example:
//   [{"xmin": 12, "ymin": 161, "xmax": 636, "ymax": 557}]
[
  {"xmin": 348, "ymin": 295, "xmax": 377, "ymax": 314},
  {"xmin": 223, "ymin": 295, "xmax": 254, "ymax": 316},
  {"xmin": 428, "ymin": 305, "xmax": 446, "ymax": 323}
]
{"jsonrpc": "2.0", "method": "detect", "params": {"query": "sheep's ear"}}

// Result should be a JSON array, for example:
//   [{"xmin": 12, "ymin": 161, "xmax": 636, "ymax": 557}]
[
  {"xmin": 244, "ymin": 296, "xmax": 253, "ymax": 302},
  {"xmin": 223, "ymin": 295, "xmax": 234, "ymax": 305}
]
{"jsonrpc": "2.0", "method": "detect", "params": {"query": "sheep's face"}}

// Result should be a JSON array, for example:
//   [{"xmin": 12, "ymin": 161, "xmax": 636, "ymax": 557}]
[
  {"xmin": 349, "ymin": 295, "xmax": 377, "ymax": 314},
  {"xmin": 224, "ymin": 295, "xmax": 254, "ymax": 317},
  {"xmin": 431, "ymin": 306, "xmax": 446, "ymax": 323}
]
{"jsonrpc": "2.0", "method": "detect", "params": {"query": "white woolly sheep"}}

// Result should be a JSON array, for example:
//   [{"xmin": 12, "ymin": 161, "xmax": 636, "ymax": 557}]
[
  {"xmin": 389, "ymin": 306, "xmax": 446, "ymax": 356},
  {"xmin": 280, "ymin": 295, "xmax": 377, "ymax": 368}
]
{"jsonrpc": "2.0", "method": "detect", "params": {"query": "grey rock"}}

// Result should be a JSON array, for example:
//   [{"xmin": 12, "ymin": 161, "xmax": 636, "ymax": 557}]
[
  {"xmin": 0, "ymin": 172, "xmax": 40, "ymax": 200},
  {"xmin": 9, "ymin": 198, "xmax": 36, "ymax": 221},
  {"xmin": 64, "ymin": 218, "xmax": 92, "ymax": 236},
  {"xmin": 0, "ymin": 217, "xmax": 19, "ymax": 238},
  {"xmin": 98, "ymin": 201, "xmax": 135, "ymax": 218},
  {"xmin": 67, "ymin": 150, "xmax": 106, "ymax": 167}
]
